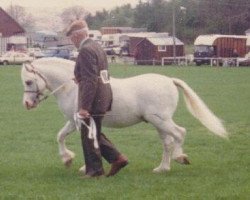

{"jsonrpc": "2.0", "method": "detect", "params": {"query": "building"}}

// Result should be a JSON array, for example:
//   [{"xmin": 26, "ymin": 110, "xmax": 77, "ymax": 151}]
[
  {"xmin": 88, "ymin": 30, "xmax": 102, "ymax": 42},
  {"xmin": 245, "ymin": 29, "xmax": 250, "ymax": 53},
  {"xmin": 135, "ymin": 36, "xmax": 184, "ymax": 65},
  {"xmin": 100, "ymin": 27, "xmax": 146, "ymax": 35},
  {"xmin": 245, "ymin": 28, "xmax": 250, "ymax": 36},
  {"xmin": 193, "ymin": 34, "xmax": 248, "ymax": 65},
  {"xmin": 126, "ymin": 32, "xmax": 169, "ymax": 57},
  {"xmin": 30, "ymin": 30, "xmax": 59, "ymax": 48},
  {"xmin": 247, "ymin": 36, "xmax": 250, "ymax": 53},
  {"xmin": 0, "ymin": 7, "xmax": 26, "ymax": 54}
]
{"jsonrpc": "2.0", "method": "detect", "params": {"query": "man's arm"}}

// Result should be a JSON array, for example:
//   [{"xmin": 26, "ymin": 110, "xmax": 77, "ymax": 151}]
[{"xmin": 74, "ymin": 48, "xmax": 99, "ymax": 116}]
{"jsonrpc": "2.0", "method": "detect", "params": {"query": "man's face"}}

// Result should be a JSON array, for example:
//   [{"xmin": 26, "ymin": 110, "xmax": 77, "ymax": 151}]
[
  {"xmin": 70, "ymin": 32, "xmax": 86, "ymax": 48},
  {"xmin": 70, "ymin": 32, "xmax": 81, "ymax": 48}
]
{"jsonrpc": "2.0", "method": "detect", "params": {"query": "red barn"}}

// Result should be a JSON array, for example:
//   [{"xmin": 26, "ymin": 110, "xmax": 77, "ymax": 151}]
[
  {"xmin": 135, "ymin": 36, "xmax": 184, "ymax": 65},
  {"xmin": 125, "ymin": 32, "xmax": 169, "ymax": 57},
  {"xmin": 0, "ymin": 7, "xmax": 26, "ymax": 54},
  {"xmin": 0, "ymin": 7, "xmax": 25, "ymax": 37},
  {"xmin": 247, "ymin": 36, "xmax": 250, "ymax": 53}
]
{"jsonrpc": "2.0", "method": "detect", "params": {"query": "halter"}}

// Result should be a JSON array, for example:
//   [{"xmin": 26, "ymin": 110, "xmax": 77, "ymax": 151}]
[{"xmin": 23, "ymin": 63, "xmax": 73, "ymax": 103}]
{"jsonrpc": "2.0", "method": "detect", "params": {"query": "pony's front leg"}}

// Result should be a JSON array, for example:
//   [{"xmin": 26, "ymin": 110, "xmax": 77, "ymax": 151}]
[
  {"xmin": 57, "ymin": 120, "xmax": 76, "ymax": 167},
  {"xmin": 79, "ymin": 165, "xmax": 86, "ymax": 174}
]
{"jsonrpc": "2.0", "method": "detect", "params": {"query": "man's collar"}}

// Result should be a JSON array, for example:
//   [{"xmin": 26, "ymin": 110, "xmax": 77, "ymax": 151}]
[{"xmin": 79, "ymin": 37, "xmax": 89, "ymax": 49}]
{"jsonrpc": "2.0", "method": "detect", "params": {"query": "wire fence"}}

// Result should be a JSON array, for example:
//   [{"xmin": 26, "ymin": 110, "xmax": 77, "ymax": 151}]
[
  {"xmin": 162, "ymin": 56, "xmax": 241, "ymax": 67},
  {"xmin": 107, "ymin": 55, "xmax": 248, "ymax": 67}
]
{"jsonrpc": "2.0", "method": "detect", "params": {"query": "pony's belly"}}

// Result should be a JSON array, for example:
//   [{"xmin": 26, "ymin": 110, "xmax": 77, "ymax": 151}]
[{"xmin": 103, "ymin": 114, "xmax": 142, "ymax": 128}]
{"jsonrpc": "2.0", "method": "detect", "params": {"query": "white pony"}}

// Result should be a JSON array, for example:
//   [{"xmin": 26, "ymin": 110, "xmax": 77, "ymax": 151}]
[{"xmin": 21, "ymin": 58, "xmax": 227, "ymax": 173}]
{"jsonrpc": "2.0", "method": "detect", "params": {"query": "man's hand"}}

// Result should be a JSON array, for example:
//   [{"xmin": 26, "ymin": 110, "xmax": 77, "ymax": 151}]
[
  {"xmin": 78, "ymin": 109, "xmax": 90, "ymax": 119},
  {"xmin": 73, "ymin": 77, "xmax": 79, "ymax": 84}
]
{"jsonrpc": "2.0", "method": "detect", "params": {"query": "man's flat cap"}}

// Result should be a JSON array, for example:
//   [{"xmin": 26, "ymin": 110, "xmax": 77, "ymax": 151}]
[{"xmin": 65, "ymin": 20, "xmax": 88, "ymax": 36}]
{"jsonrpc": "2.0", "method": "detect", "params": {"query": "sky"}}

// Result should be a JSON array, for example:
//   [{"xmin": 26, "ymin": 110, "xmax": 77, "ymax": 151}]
[
  {"xmin": 0, "ymin": 0, "xmax": 141, "ymax": 30},
  {"xmin": 0, "ymin": 0, "xmax": 140, "ymax": 13}
]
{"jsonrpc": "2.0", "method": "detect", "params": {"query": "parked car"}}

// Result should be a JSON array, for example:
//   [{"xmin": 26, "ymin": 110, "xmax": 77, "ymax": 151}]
[
  {"xmin": 28, "ymin": 48, "xmax": 44, "ymax": 58},
  {"xmin": 0, "ymin": 51, "xmax": 34, "ymax": 65},
  {"xmin": 193, "ymin": 35, "xmax": 247, "ymax": 66},
  {"xmin": 69, "ymin": 49, "xmax": 79, "ymax": 61},
  {"xmin": 42, "ymin": 47, "xmax": 70, "ymax": 59},
  {"xmin": 103, "ymin": 46, "xmax": 115, "ymax": 55},
  {"xmin": 239, "ymin": 52, "xmax": 250, "ymax": 66}
]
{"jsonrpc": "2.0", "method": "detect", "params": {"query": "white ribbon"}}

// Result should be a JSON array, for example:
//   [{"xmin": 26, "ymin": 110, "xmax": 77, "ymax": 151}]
[{"xmin": 74, "ymin": 113, "xmax": 99, "ymax": 149}]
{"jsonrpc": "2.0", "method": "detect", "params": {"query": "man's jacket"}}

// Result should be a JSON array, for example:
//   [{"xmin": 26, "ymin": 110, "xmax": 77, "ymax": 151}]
[{"xmin": 74, "ymin": 38, "xmax": 112, "ymax": 114}]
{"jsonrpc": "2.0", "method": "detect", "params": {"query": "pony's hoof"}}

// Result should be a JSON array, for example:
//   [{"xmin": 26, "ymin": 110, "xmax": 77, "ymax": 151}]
[
  {"xmin": 153, "ymin": 167, "xmax": 170, "ymax": 173},
  {"xmin": 175, "ymin": 155, "xmax": 190, "ymax": 165},
  {"xmin": 79, "ymin": 165, "xmax": 86, "ymax": 174},
  {"xmin": 62, "ymin": 151, "xmax": 75, "ymax": 168},
  {"xmin": 182, "ymin": 157, "xmax": 190, "ymax": 165},
  {"xmin": 64, "ymin": 159, "xmax": 73, "ymax": 168}
]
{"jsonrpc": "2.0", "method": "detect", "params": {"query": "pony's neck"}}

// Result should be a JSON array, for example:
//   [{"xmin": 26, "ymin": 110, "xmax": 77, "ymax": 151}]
[{"xmin": 36, "ymin": 64, "xmax": 74, "ymax": 93}]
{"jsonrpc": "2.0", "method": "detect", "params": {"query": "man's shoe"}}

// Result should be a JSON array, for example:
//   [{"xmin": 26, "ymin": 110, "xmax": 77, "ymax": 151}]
[
  {"xmin": 107, "ymin": 155, "xmax": 128, "ymax": 177},
  {"xmin": 80, "ymin": 170, "xmax": 105, "ymax": 179},
  {"xmin": 81, "ymin": 174, "xmax": 105, "ymax": 179}
]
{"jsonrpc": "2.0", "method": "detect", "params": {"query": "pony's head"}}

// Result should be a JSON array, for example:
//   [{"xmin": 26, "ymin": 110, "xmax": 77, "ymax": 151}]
[{"xmin": 21, "ymin": 62, "xmax": 49, "ymax": 110}]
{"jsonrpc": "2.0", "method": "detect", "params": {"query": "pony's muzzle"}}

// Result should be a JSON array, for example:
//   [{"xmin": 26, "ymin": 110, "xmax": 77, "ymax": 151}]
[{"xmin": 24, "ymin": 100, "xmax": 37, "ymax": 110}]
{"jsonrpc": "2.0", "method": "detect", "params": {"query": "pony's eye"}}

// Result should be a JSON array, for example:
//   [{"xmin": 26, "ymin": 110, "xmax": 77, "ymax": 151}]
[{"xmin": 25, "ymin": 80, "xmax": 33, "ymax": 86}]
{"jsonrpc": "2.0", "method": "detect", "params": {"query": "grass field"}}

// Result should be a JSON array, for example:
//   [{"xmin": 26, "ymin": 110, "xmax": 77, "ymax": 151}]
[{"xmin": 0, "ymin": 64, "xmax": 249, "ymax": 200}]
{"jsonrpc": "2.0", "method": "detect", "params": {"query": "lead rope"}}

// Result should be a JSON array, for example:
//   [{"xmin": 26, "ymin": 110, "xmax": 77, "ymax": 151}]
[
  {"xmin": 38, "ymin": 79, "xmax": 74, "ymax": 103},
  {"xmin": 25, "ymin": 63, "xmax": 74, "ymax": 103},
  {"xmin": 74, "ymin": 113, "xmax": 99, "ymax": 149}
]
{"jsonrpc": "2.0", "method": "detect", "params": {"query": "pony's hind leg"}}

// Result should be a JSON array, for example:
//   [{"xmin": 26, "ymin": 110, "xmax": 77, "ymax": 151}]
[
  {"xmin": 147, "ymin": 115, "xmax": 175, "ymax": 173},
  {"xmin": 57, "ymin": 120, "xmax": 76, "ymax": 167},
  {"xmin": 171, "ymin": 123, "xmax": 190, "ymax": 165},
  {"xmin": 153, "ymin": 133, "xmax": 174, "ymax": 173},
  {"xmin": 151, "ymin": 117, "xmax": 189, "ymax": 172}
]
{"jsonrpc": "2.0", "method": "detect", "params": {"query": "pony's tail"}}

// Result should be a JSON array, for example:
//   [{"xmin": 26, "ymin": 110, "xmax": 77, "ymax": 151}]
[{"xmin": 172, "ymin": 78, "xmax": 228, "ymax": 139}]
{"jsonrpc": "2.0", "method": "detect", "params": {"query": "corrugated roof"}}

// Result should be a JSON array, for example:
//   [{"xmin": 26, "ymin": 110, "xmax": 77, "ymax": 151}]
[
  {"xmin": 247, "ymin": 36, "xmax": 250, "ymax": 46},
  {"xmin": 147, "ymin": 36, "xmax": 184, "ymax": 46},
  {"xmin": 126, "ymin": 32, "xmax": 169, "ymax": 38},
  {"xmin": 194, "ymin": 34, "xmax": 247, "ymax": 45},
  {"xmin": 101, "ymin": 27, "xmax": 132, "ymax": 30},
  {"xmin": 88, "ymin": 30, "xmax": 101, "ymax": 35}
]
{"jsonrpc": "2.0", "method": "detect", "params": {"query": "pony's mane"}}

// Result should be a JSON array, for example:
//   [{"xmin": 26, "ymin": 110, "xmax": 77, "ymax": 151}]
[
  {"xmin": 33, "ymin": 57, "xmax": 75, "ymax": 78},
  {"xmin": 32, "ymin": 57, "xmax": 75, "ymax": 68},
  {"xmin": 21, "ymin": 57, "xmax": 75, "ymax": 83}
]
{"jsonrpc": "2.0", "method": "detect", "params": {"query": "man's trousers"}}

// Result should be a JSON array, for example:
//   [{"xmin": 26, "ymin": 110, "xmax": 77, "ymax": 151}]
[{"xmin": 81, "ymin": 116, "xmax": 120, "ymax": 176}]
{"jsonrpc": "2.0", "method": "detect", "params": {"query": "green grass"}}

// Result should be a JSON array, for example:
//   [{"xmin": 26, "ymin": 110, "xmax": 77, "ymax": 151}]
[{"xmin": 0, "ymin": 64, "xmax": 249, "ymax": 200}]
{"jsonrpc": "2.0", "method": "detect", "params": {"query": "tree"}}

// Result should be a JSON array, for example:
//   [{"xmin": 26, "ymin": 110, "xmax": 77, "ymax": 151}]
[
  {"xmin": 133, "ymin": 0, "xmax": 151, "ymax": 28},
  {"xmin": 108, "ymin": 4, "xmax": 134, "ymax": 27},
  {"xmin": 195, "ymin": 0, "xmax": 250, "ymax": 34},
  {"xmin": 6, "ymin": 5, "xmax": 35, "ymax": 32},
  {"xmin": 85, "ymin": 9, "xmax": 110, "ymax": 29},
  {"xmin": 85, "ymin": 4, "xmax": 134, "ymax": 30},
  {"xmin": 60, "ymin": 6, "xmax": 89, "ymax": 26},
  {"xmin": 76, "ymin": 0, "xmax": 250, "ymax": 43}
]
